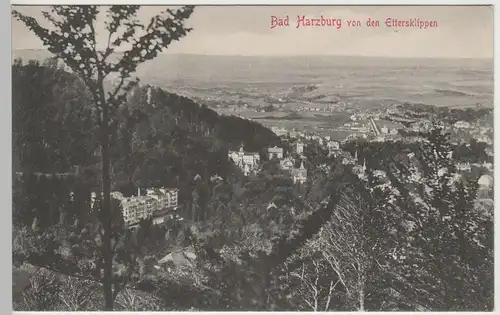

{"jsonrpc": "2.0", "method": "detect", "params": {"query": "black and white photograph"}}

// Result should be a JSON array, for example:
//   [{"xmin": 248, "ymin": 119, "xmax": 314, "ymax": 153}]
[{"xmin": 11, "ymin": 4, "xmax": 494, "ymax": 312}]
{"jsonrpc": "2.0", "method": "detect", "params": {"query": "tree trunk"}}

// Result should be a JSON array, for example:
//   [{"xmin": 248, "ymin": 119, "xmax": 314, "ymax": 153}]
[
  {"xmin": 192, "ymin": 203, "xmax": 196, "ymax": 222},
  {"xmin": 325, "ymin": 279, "xmax": 338, "ymax": 311},
  {"xmin": 259, "ymin": 264, "xmax": 271, "ymax": 310},
  {"xmin": 358, "ymin": 272, "xmax": 365, "ymax": 312},
  {"xmin": 101, "ymin": 97, "xmax": 114, "ymax": 310}
]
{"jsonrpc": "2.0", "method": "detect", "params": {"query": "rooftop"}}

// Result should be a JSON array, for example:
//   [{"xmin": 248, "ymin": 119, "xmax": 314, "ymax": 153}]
[{"xmin": 268, "ymin": 146, "xmax": 283, "ymax": 152}]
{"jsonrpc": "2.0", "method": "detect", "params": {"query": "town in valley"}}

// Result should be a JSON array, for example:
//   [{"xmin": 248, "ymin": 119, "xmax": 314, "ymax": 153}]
[{"xmin": 11, "ymin": 4, "xmax": 494, "ymax": 313}]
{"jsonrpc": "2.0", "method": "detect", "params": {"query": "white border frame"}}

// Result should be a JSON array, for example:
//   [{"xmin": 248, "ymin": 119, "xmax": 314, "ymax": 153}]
[{"xmin": 6, "ymin": 1, "xmax": 497, "ymax": 315}]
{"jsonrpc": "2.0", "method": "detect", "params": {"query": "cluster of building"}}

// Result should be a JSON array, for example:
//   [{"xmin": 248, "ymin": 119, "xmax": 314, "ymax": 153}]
[
  {"xmin": 408, "ymin": 119, "xmax": 493, "ymax": 146},
  {"xmin": 111, "ymin": 187, "xmax": 179, "ymax": 227},
  {"xmin": 271, "ymin": 126, "xmax": 327, "ymax": 142},
  {"xmin": 342, "ymin": 121, "xmax": 371, "ymax": 133},
  {"xmin": 228, "ymin": 146, "xmax": 261, "ymax": 176},
  {"xmin": 344, "ymin": 141, "xmax": 494, "ymax": 207},
  {"xmin": 271, "ymin": 126, "xmax": 344, "ymax": 154},
  {"xmin": 465, "ymin": 123, "xmax": 493, "ymax": 145},
  {"xmin": 266, "ymin": 145, "xmax": 308, "ymax": 183},
  {"xmin": 290, "ymin": 161, "xmax": 308, "ymax": 184},
  {"xmin": 227, "ymin": 144, "xmax": 310, "ymax": 184},
  {"xmin": 409, "ymin": 120, "xmax": 434, "ymax": 133},
  {"xmin": 326, "ymin": 140, "xmax": 342, "ymax": 156},
  {"xmin": 295, "ymin": 103, "xmax": 346, "ymax": 112},
  {"xmin": 270, "ymin": 114, "xmax": 405, "ymax": 148},
  {"xmin": 277, "ymin": 156, "xmax": 308, "ymax": 184},
  {"xmin": 453, "ymin": 120, "xmax": 472, "ymax": 129},
  {"xmin": 350, "ymin": 112, "xmax": 382, "ymax": 121},
  {"xmin": 343, "ymin": 118, "xmax": 402, "ymax": 136}
]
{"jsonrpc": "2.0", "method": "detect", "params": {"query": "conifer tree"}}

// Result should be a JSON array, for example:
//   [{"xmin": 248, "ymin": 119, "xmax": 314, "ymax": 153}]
[{"xmin": 385, "ymin": 123, "xmax": 493, "ymax": 310}]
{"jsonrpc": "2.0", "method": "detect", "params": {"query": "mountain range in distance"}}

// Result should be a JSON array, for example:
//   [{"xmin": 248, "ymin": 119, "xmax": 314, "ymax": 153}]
[{"xmin": 12, "ymin": 49, "xmax": 494, "ymax": 112}]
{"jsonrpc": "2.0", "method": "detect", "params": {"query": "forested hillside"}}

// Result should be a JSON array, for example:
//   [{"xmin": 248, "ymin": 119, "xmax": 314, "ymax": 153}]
[
  {"xmin": 12, "ymin": 59, "xmax": 493, "ymax": 312},
  {"xmin": 13, "ymin": 58, "xmax": 280, "ymax": 198}
]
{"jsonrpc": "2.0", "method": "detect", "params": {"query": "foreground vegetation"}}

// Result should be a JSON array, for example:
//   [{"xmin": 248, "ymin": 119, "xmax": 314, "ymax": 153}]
[{"xmin": 12, "ymin": 59, "xmax": 493, "ymax": 311}]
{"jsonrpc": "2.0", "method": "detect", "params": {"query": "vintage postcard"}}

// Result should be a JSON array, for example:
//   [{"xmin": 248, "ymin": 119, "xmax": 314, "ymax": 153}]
[{"xmin": 11, "ymin": 5, "xmax": 493, "ymax": 312}]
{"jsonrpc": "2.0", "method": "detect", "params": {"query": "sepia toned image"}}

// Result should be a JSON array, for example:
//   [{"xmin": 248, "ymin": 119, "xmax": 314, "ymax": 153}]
[{"xmin": 11, "ymin": 5, "xmax": 493, "ymax": 312}]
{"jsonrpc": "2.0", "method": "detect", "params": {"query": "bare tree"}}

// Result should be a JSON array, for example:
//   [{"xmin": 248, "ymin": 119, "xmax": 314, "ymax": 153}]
[
  {"xmin": 320, "ymin": 201, "xmax": 367, "ymax": 311},
  {"xmin": 13, "ymin": 5, "xmax": 195, "ymax": 310},
  {"xmin": 315, "ymin": 189, "xmax": 388, "ymax": 311},
  {"xmin": 15, "ymin": 268, "xmax": 59, "ymax": 311},
  {"xmin": 286, "ymin": 240, "xmax": 341, "ymax": 312},
  {"xmin": 58, "ymin": 276, "xmax": 98, "ymax": 311}
]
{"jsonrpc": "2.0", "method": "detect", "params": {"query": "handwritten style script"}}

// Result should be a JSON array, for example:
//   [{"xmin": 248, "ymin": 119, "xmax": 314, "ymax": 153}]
[
  {"xmin": 270, "ymin": 15, "xmax": 439, "ymax": 29},
  {"xmin": 271, "ymin": 15, "xmax": 342, "ymax": 29}
]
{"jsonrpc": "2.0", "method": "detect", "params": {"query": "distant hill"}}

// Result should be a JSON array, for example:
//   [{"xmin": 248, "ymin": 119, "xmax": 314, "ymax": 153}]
[
  {"xmin": 12, "ymin": 49, "xmax": 53, "ymax": 63},
  {"xmin": 13, "ymin": 49, "xmax": 494, "ymax": 114},
  {"xmin": 384, "ymin": 102, "xmax": 493, "ymax": 126}
]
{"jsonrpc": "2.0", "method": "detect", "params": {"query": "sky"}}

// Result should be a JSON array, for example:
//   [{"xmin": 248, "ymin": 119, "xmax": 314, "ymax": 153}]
[{"xmin": 11, "ymin": 5, "xmax": 494, "ymax": 58}]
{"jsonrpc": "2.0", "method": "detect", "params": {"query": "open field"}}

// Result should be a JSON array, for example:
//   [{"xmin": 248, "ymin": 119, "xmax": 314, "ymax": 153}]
[{"xmin": 14, "ymin": 51, "xmax": 494, "ymax": 114}]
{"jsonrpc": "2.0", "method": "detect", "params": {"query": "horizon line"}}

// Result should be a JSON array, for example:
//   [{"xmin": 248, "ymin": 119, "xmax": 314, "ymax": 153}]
[{"xmin": 12, "ymin": 49, "xmax": 493, "ymax": 61}]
